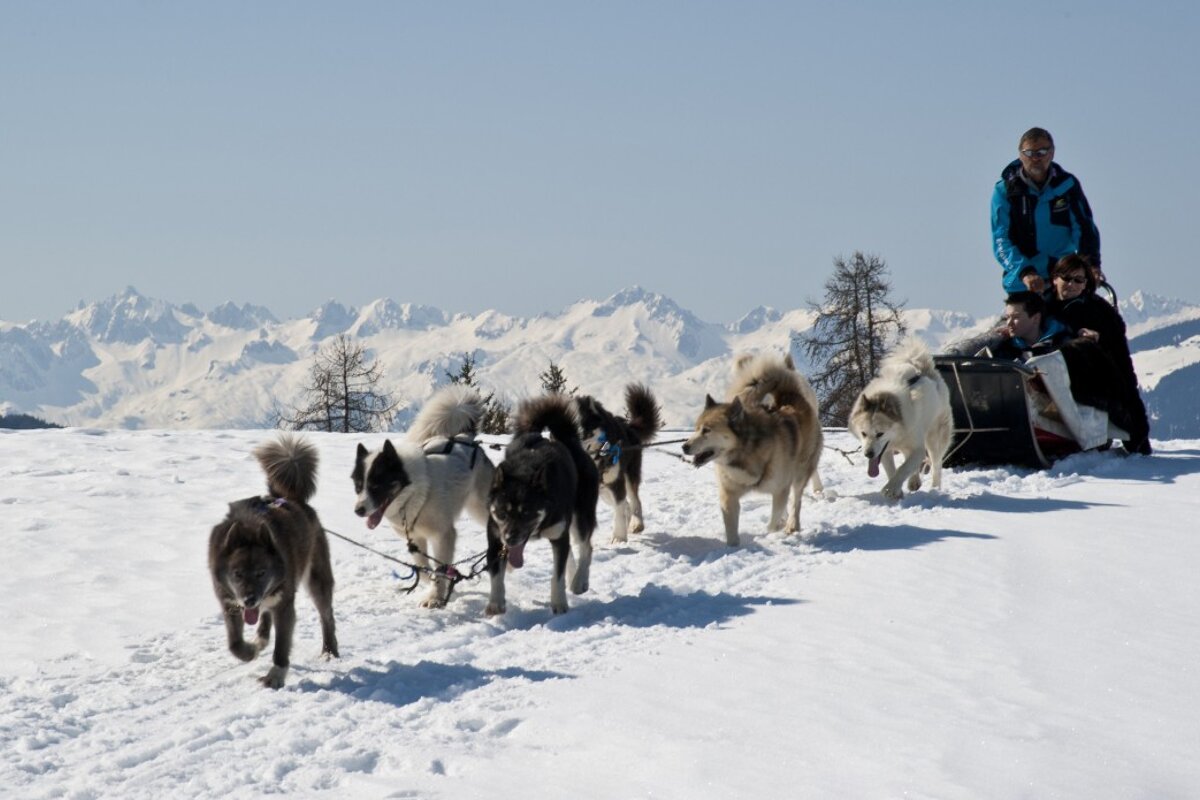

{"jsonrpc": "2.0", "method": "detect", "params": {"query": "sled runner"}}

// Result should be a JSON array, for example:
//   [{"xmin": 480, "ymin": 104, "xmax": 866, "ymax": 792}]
[{"xmin": 934, "ymin": 351, "xmax": 1129, "ymax": 468}]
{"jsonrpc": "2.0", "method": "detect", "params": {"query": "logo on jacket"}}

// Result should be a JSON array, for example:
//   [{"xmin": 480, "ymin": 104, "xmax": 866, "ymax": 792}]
[{"xmin": 1052, "ymin": 197, "xmax": 1069, "ymax": 212}]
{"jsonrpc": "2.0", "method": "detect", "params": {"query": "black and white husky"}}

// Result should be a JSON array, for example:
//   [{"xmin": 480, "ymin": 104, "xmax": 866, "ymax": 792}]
[
  {"xmin": 574, "ymin": 383, "xmax": 663, "ymax": 543},
  {"xmin": 352, "ymin": 385, "xmax": 495, "ymax": 607},
  {"xmin": 486, "ymin": 394, "xmax": 600, "ymax": 615}
]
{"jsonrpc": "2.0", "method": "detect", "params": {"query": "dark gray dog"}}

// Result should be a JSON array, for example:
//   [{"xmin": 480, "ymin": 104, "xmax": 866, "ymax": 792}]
[{"xmin": 208, "ymin": 435, "xmax": 338, "ymax": 689}]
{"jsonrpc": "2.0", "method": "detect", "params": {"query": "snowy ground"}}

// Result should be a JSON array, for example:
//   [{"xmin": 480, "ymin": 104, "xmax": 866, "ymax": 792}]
[{"xmin": 2, "ymin": 427, "xmax": 1198, "ymax": 799}]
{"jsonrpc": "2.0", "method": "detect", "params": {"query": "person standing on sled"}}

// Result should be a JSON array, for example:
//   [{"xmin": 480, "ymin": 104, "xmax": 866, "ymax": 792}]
[{"xmin": 991, "ymin": 127, "xmax": 1102, "ymax": 294}]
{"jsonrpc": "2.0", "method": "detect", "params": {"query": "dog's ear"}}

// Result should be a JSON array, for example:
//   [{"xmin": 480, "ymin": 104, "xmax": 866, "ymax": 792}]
[
  {"xmin": 733, "ymin": 353, "xmax": 754, "ymax": 372},
  {"xmin": 491, "ymin": 462, "xmax": 505, "ymax": 489},
  {"xmin": 381, "ymin": 439, "xmax": 398, "ymax": 462},
  {"xmin": 704, "ymin": 394, "xmax": 718, "ymax": 409},
  {"xmin": 356, "ymin": 442, "xmax": 368, "ymax": 460},
  {"xmin": 784, "ymin": 353, "xmax": 796, "ymax": 370},
  {"xmin": 728, "ymin": 396, "xmax": 746, "ymax": 425}
]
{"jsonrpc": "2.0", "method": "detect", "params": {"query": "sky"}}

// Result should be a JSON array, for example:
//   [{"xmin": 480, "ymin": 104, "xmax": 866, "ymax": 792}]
[
  {"xmin": 2, "ymin": 427, "xmax": 1197, "ymax": 797},
  {"xmin": 4, "ymin": 1, "xmax": 1199, "ymax": 325}
]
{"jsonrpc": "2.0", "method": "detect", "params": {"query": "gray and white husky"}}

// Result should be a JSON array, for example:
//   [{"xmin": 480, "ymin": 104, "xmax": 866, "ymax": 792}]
[
  {"xmin": 208, "ymin": 434, "xmax": 338, "ymax": 689},
  {"xmin": 848, "ymin": 338, "xmax": 953, "ymax": 500},
  {"xmin": 352, "ymin": 384, "xmax": 495, "ymax": 607}
]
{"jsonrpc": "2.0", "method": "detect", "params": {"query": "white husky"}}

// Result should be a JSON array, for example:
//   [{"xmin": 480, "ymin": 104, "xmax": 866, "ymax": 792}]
[{"xmin": 848, "ymin": 338, "xmax": 953, "ymax": 500}]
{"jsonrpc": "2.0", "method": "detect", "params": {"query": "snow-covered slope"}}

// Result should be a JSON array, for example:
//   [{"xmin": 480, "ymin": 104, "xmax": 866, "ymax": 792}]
[{"xmin": 1, "ymin": 428, "xmax": 1196, "ymax": 798}]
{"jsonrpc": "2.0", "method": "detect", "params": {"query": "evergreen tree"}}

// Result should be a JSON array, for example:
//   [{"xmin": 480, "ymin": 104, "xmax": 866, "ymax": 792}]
[
  {"xmin": 445, "ymin": 352, "xmax": 511, "ymax": 434},
  {"xmin": 538, "ymin": 360, "xmax": 575, "ymax": 394}
]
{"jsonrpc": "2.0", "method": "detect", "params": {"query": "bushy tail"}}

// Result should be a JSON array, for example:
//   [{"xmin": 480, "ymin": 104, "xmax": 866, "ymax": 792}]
[
  {"xmin": 407, "ymin": 384, "xmax": 484, "ymax": 443},
  {"xmin": 255, "ymin": 434, "xmax": 319, "ymax": 504},
  {"xmin": 514, "ymin": 393, "xmax": 582, "ymax": 445},
  {"xmin": 624, "ymin": 383, "xmax": 663, "ymax": 442},
  {"xmin": 889, "ymin": 337, "xmax": 938, "ymax": 379}
]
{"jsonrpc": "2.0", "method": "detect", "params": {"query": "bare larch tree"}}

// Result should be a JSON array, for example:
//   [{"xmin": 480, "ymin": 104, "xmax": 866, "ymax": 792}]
[
  {"xmin": 799, "ymin": 251, "xmax": 907, "ymax": 426},
  {"xmin": 279, "ymin": 334, "xmax": 399, "ymax": 432}
]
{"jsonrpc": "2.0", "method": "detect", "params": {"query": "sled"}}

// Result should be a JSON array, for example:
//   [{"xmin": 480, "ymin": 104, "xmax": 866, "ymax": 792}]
[{"xmin": 934, "ymin": 351, "xmax": 1129, "ymax": 469}]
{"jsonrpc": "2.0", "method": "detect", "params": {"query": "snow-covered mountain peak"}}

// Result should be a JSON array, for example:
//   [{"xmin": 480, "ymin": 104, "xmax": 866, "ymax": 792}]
[{"xmin": 66, "ymin": 286, "xmax": 188, "ymax": 344}]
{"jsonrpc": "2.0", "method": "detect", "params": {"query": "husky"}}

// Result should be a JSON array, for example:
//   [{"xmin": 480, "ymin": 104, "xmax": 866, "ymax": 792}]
[
  {"xmin": 486, "ymin": 394, "xmax": 600, "ymax": 615},
  {"xmin": 683, "ymin": 352, "xmax": 823, "ymax": 546},
  {"xmin": 208, "ymin": 435, "xmax": 338, "ymax": 689},
  {"xmin": 351, "ymin": 384, "xmax": 495, "ymax": 608},
  {"xmin": 574, "ymin": 383, "xmax": 663, "ymax": 543},
  {"xmin": 847, "ymin": 338, "xmax": 953, "ymax": 500},
  {"xmin": 730, "ymin": 352, "xmax": 825, "ymax": 495}
]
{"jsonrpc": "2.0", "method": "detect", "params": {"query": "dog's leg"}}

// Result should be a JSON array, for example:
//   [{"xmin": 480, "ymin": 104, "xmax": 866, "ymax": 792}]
[
  {"xmin": 611, "ymin": 500, "xmax": 631, "ymax": 544},
  {"xmin": 718, "ymin": 485, "xmax": 741, "ymax": 547},
  {"xmin": 261, "ymin": 599, "xmax": 295, "ymax": 689},
  {"xmin": 883, "ymin": 451, "xmax": 923, "ymax": 500},
  {"xmin": 785, "ymin": 481, "xmax": 804, "ymax": 534},
  {"xmin": 224, "ymin": 610, "xmax": 261, "ymax": 662},
  {"xmin": 307, "ymin": 543, "xmax": 339, "ymax": 659},
  {"xmin": 570, "ymin": 521, "xmax": 593, "ymax": 596},
  {"xmin": 768, "ymin": 489, "xmax": 788, "ymax": 532},
  {"xmin": 550, "ymin": 531, "xmax": 571, "ymax": 613},
  {"xmin": 484, "ymin": 518, "xmax": 506, "ymax": 616},
  {"xmin": 927, "ymin": 415, "xmax": 952, "ymax": 490},
  {"xmin": 422, "ymin": 527, "xmax": 457, "ymax": 609},
  {"xmin": 627, "ymin": 474, "xmax": 646, "ymax": 534}
]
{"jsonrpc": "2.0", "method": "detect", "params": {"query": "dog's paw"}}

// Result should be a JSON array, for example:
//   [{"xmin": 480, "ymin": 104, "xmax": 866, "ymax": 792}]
[
  {"xmin": 724, "ymin": 532, "xmax": 741, "ymax": 547},
  {"xmin": 259, "ymin": 666, "xmax": 287, "ymax": 690},
  {"xmin": 609, "ymin": 533, "xmax": 628, "ymax": 545},
  {"xmin": 230, "ymin": 640, "xmax": 261, "ymax": 662},
  {"xmin": 484, "ymin": 602, "xmax": 506, "ymax": 616},
  {"xmin": 907, "ymin": 474, "xmax": 922, "ymax": 492},
  {"xmin": 784, "ymin": 520, "xmax": 799, "ymax": 535},
  {"xmin": 630, "ymin": 518, "xmax": 645, "ymax": 534},
  {"xmin": 551, "ymin": 600, "xmax": 569, "ymax": 615},
  {"xmin": 570, "ymin": 576, "xmax": 589, "ymax": 595},
  {"xmin": 881, "ymin": 484, "xmax": 904, "ymax": 501},
  {"xmin": 420, "ymin": 595, "xmax": 448, "ymax": 609}
]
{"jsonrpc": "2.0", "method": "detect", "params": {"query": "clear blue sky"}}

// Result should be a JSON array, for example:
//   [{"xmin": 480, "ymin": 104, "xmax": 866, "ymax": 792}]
[{"xmin": 3, "ymin": 1, "xmax": 1197, "ymax": 324}]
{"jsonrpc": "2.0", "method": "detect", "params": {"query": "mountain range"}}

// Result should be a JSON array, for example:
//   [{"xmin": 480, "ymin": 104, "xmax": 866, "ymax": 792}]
[{"xmin": 3, "ymin": 285, "xmax": 1199, "ymax": 436}]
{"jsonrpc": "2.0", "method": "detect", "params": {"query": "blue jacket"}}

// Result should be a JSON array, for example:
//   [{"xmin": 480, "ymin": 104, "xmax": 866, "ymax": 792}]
[{"xmin": 991, "ymin": 160, "xmax": 1101, "ymax": 293}]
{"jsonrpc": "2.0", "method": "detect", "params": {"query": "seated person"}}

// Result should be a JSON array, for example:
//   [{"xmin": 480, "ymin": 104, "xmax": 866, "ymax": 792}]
[
  {"xmin": 990, "ymin": 291, "xmax": 1072, "ymax": 360},
  {"xmin": 945, "ymin": 289, "xmax": 1150, "ymax": 455},
  {"xmin": 1048, "ymin": 254, "xmax": 1151, "ymax": 454}
]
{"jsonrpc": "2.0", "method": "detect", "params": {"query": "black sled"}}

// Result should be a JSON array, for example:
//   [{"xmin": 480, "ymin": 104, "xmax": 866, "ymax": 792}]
[{"xmin": 934, "ymin": 351, "xmax": 1129, "ymax": 469}]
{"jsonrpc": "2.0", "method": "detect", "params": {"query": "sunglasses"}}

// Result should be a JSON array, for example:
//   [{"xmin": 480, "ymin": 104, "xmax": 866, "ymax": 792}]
[
  {"xmin": 1057, "ymin": 275, "xmax": 1088, "ymax": 285},
  {"xmin": 1021, "ymin": 147, "xmax": 1052, "ymax": 158}
]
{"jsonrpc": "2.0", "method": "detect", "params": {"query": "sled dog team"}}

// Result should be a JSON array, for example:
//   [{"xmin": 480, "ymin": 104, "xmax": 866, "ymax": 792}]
[{"xmin": 209, "ymin": 339, "xmax": 953, "ymax": 687}]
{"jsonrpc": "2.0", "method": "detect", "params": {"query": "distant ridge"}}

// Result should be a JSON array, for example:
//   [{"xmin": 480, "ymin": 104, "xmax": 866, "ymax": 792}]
[{"xmin": 2, "ymin": 286, "xmax": 1197, "ymax": 435}]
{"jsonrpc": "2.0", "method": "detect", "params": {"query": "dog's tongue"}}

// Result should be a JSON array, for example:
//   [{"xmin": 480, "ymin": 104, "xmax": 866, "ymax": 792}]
[
  {"xmin": 506, "ymin": 542, "xmax": 526, "ymax": 569},
  {"xmin": 366, "ymin": 508, "xmax": 384, "ymax": 530},
  {"xmin": 243, "ymin": 607, "xmax": 259, "ymax": 625},
  {"xmin": 867, "ymin": 455, "xmax": 880, "ymax": 478}
]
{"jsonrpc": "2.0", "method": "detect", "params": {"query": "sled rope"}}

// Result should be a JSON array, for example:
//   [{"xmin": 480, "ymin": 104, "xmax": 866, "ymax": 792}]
[{"xmin": 323, "ymin": 526, "xmax": 490, "ymax": 600}]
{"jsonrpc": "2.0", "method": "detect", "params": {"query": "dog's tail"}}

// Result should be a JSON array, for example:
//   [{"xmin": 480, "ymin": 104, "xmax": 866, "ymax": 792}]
[
  {"xmin": 254, "ymin": 434, "xmax": 319, "ymax": 504},
  {"xmin": 625, "ymin": 383, "xmax": 663, "ymax": 442},
  {"xmin": 407, "ymin": 384, "xmax": 484, "ymax": 443},
  {"xmin": 514, "ymin": 393, "xmax": 582, "ymax": 445},
  {"xmin": 730, "ymin": 351, "xmax": 818, "ymax": 415},
  {"xmin": 889, "ymin": 337, "xmax": 938, "ymax": 380}
]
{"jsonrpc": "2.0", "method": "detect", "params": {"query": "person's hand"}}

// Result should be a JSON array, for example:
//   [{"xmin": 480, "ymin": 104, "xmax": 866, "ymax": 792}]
[
  {"xmin": 994, "ymin": 324, "xmax": 1013, "ymax": 339},
  {"xmin": 1022, "ymin": 273, "xmax": 1046, "ymax": 293},
  {"xmin": 1079, "ymin": 328, "xmax": 1100, "ymax": 342}
]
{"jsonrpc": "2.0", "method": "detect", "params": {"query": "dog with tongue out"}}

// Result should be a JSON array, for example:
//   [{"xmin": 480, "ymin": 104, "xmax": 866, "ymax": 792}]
[
  {"xmin": 208, "ymin": 435, "xmax": 339, "ymax": 689},
  {"xmin": 485, "ymin": 393, "xmax": 600, "ymax": 616}
]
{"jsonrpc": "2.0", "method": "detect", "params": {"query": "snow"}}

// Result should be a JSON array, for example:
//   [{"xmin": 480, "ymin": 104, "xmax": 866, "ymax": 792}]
[{"xmin": 2, "ymin": 427, "xmax": 1198, "ymax": 798}]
